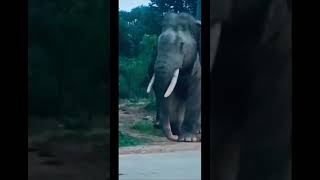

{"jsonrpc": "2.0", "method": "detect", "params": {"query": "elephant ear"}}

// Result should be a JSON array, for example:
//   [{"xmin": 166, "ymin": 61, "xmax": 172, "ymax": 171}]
[
  {"xmin": 198, "ymin": 22, "xmax": 201, "ymax": 65},
  {"xmin": 195, "ymin": 20, "xmax": 201, "ymax": 42},
  {"xmin": 148, "ymin": 44, "xmax": 157, "ymax": 77},
  {"xmin": 191, "ymin": 54, "xmax": 201, "ymax": 78},
  {"xmin": 196, "ymin": 20, "xmax": 201, "ymax": 26},
  {"xmin": 194, "ymin": 20, "xmax": 201, "ymax": 45},
  {"xmin": 194, "ymin": 20, "xmax": 201, "ymax": 65}
]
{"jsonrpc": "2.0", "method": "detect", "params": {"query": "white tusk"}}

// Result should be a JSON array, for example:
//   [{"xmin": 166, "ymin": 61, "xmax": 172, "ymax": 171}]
[
  {"xmin": 196, "ymin": 20, "xmax": 201, "ymax": 26},
  {"xmin": 164, "ymin": 69, "xmax": 179, "ymax": 98},
  {"xmin": 147, "ymin": 74, "xmax": 155, "ymax": 93}
]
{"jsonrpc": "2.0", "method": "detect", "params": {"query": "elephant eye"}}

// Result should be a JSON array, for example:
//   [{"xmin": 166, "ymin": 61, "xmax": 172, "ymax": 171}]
[{"xmin": 180, "ymin": 42, "xmax": 184, "ymax": 52}]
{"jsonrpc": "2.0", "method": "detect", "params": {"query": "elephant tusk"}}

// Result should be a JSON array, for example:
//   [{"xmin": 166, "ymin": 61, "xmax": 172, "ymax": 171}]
[
  {"xmin": 147, "ymin": 74, "xmax": 155, "ymax": 93},
  {"xmin": 164, "ymin": 69, "xmax": 179, "ymax": 98}
]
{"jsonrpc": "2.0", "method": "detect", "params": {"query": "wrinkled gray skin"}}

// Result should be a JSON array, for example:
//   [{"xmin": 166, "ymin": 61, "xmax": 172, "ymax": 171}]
[
  {"xmin": 148, "ymin": 13, "xmax": 201, "ymax": 142},
  {"xmin": 148, "ymin": 46, "xmax": 162, "ymax": 130}
]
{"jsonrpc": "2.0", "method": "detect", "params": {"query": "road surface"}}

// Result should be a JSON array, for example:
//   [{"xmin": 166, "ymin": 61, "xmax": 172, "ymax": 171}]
[{"xmin": 119, "ymin": 150, "xmax": 201, "ymax": 180}]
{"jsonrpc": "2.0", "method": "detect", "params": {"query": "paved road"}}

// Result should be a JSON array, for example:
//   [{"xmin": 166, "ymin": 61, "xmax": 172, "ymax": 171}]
[{"xmin": 119, "ymin": 150, "xmax": 201, "ymax": 180}]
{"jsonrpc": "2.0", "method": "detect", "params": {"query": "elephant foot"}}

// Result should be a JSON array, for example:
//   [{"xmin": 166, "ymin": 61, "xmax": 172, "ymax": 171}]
[
  {"xmin": 171, "ymin": 124, "xmax": 182, "ymax": 136},
  {"xmin": 195, "ymin": 127, "xmax": 201, "ymax": 134},
  {"xmin": 178, "ymin": 132, "xmax": 201, "ymax": 142},
  {"xmin": 194, "ymin": 123, "xmax": 201, "ymax": 134},
  {"xmin": 168, "ymin": 135, "xmax": 179, "ymax": 141},
  {"xmin": 172, "ymin": 129, "xmax": 181, "ymax": 136},
  {"xmin": 163, "ymin": 126, "xmax": 179, "ymax": 141}
]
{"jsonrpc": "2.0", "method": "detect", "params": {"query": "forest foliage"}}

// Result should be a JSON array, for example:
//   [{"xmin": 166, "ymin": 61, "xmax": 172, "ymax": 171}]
[
  {"xmin": 28, "ymin": 0, "xmax": 199, "ymax": 131},
  {"xmin": 119, "ymin": 0, "xmax": 199, "ymax": 99},
  {"xmin": 28, "ymin": 0, "xmax": 110, "ymax": 131}
]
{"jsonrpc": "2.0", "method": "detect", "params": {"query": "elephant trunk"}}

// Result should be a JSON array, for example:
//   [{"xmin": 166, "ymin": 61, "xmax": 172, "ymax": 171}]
[
  {"xmin": 162, "ymin": 116, "xmax": 178, "ymax": 141},
  {"xmin": 151, "ymin": 54, "xmax": 182, "ymax": 98},
  {"xmin": 147, "ymin": 69, "xmax": 180, "ymax": 98},
  {"xmin": 152, "ymin": 69, "xmax": 180, "ymax": 98},
  {"xmin": 159, "ymin": 98, "xmax": 178, "ymax": 141}
]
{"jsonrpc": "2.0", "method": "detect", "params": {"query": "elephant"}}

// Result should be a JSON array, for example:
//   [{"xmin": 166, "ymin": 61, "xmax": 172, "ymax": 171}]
[
  {"xmin": 147, "ymin": 45, "xmax": 161, "ymax": 130},
  {"xmin": 209, "ymin": 0, "xmax": 292, "ymax": 180},
  {"xmin": 147, "ymin": 12, "xmax": 201, "ymax": 142}
]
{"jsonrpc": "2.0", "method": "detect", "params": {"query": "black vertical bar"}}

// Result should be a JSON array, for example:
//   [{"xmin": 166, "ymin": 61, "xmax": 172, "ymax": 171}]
[
  {"xmin": 110, "ymin": 0, "xmax": 119, "ymax": 179},
  {"xmin": 201, "ymin": 0, "xmax": 211, "ymax": 179}
]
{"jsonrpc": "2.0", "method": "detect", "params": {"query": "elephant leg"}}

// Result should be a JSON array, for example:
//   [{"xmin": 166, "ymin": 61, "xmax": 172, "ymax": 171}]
[
  {"xmin": 194, "ymin": 114, "xmax": 201, "ymax": 134},
  {"xmin": 153, "ymin": 97, "xmax": 161, "ymax": 129},
  {"xmin": 159, "ymin": 96, "xmax": 178, "ymax": 141},
  {"xmin": 168, "ymin": 95, "xmax": 185, "ymax": 136},
  {"xmin": 178, "ymin": 78, "xmax": 201, "ymax": 142},
  {"xmin": 173, "ymin": 100, "xmax": 186, "ymax": 136}
]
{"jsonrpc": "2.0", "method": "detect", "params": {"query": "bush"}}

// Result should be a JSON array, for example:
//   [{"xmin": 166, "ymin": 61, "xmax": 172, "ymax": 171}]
[
  {"xmin": 119, "ymin": 34, "xmax": 157, "ymax": 99},
  {"xmin": 131, "ymin": 120, "xmax": 163, "ymax": 137},
  {"xmin": 144, "ymin": 98, "xmax": 156, "ymax": 112},
  {"xmin": 119, "ymin": 131, "xmax": 142, "ymax": 147}
]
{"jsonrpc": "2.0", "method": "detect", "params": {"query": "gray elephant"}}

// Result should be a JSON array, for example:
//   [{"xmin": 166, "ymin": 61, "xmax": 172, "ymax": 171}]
[
  {"xmin": 147, "ymin": 13, "xmax": 201, "ymax": 142},
  {"xmin": 147, "ymin": 45, "xmax": 161, "ymax": 129}
]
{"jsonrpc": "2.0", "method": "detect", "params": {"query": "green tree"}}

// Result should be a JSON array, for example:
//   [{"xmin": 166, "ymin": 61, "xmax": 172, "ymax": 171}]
[
  {"xmin": 149, "ymin": 0, "xmax": 197, "ymax": 16},
  {"xmin": 119, "ymin": 16, "xmax": 134, "ymax": 57},
  {"xmin": 119, "ymin": 6, "xmax": 162, "ymax": 57},
  {"xmin": 28, "ymin": 0, "xmax": 109, "ymax": 130},
  {"xmin": 118, "ymin": 1, "xmax": 198, "ymax": 100},
  {"xmin": 119, "ymin": 35, "xmax": 157, "ymax": 99}
]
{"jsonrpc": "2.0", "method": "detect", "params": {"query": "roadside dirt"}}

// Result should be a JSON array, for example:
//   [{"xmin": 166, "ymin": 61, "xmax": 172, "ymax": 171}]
[
  {"xmin": 119, "ymin": 100, "xmax": 201, "ymax": 155},
  {"xmin": 28, "ymin": 100, "xmax": 201, "ymax": 180},
  {"xmin": 119, "ymin": 143, "xmax": 201, "ymax": 155}
]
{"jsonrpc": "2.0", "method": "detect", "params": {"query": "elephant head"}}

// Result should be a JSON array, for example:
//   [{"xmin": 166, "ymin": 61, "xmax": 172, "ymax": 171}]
[
  {"xmin": 147, "ymin": 13, "xmax": 201, "ymax": 97},
  {"xmin": 147, "ymin": 13, "xmax": 201, "ymax": 141}
]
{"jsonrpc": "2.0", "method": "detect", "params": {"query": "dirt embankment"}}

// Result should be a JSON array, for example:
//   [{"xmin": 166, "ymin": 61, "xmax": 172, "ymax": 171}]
[
  {"xmin": 119, "ymin": 100, "xmax": 201, "ymax": 155},
  {"xmin": 28, "ymin": 100, "xmax": 201, "ymax": 180}
]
